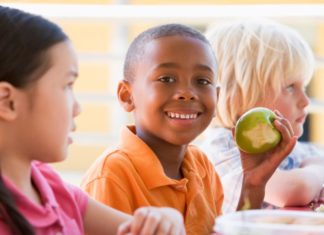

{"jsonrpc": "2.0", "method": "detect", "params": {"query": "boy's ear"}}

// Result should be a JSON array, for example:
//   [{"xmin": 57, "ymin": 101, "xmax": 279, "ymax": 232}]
[
  {"xmin": 117, "ymin": 80, "xmax": 135, "ymax": 112},
  {"xmin": 0, "ymin": 82, "xmax": 18, "ymax": 121}
]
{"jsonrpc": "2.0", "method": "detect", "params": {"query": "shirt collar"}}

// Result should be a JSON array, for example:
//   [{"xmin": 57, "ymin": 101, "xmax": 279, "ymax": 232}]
[
  {"xmin": 31, "ymin": 161, "xmax": 58, "ymax": 208},
  {"xmin": 118, "ymin": 125, "xmax": 206, "ymax": 189},
  {"xmin": 3, "ymin": 162, "xmax": 59, "ymax": 226}
]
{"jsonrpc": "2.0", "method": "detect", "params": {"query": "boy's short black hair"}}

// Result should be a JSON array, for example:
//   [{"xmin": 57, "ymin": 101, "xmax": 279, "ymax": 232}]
[{"xmin": 123, "ymin": 23, "xmax": 210, "ymax": 82}]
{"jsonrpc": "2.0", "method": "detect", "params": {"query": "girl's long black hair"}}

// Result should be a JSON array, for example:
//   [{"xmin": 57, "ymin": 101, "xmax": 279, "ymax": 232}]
[{"xmin": 0, "ymin": 6, "xmax": 68, "ymax": 235}]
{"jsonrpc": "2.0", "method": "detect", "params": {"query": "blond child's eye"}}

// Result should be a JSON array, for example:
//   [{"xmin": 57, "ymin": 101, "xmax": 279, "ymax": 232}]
[
  {"xmin": 286, "ymin": 84, "xmax": 295, "ymax": 92},
  {"xmin": 158, "ymin": 76, "xmax": 176, "ymax": 83}
]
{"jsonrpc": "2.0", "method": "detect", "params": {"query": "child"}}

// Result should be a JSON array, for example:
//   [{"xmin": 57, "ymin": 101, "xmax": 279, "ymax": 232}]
[
  {"xmin": 0, "ymin": 6, "xmax": 186, "ymax": 235},
  {"xmin": 81, "ymin": 23, "xmax": 296, "ymax": 234},
  {"xmin": 200, "ymin": 19, "xmax": 324, "ymax": 213}
]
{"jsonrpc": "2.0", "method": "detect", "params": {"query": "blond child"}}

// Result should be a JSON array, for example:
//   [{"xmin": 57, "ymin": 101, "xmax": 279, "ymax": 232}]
[
  {"xmin": 81, "ymin": 23, "xmax": 296, "ymax": 234},
  {"xmin": 200, "ymin": 19, "xmax": 324, "ymax": 213},
  {"xmin": 0, "ymin": 6, "xmax": 185, "ymax": 235}
]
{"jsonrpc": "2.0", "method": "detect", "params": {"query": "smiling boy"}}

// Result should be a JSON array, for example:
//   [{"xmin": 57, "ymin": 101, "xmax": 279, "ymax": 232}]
[{"xmin": 81, "ymin": 23, "xmax": 296, "ymax": 235}]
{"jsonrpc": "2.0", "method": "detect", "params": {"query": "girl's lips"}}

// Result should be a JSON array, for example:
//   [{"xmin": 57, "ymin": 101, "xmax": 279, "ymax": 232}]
[
  {"xmin": 68, "ymin": 124, "xmax": 76, "ymax": 144},
  {"xmin": 68, "ymin": 135, "xmax": 73, "ymax": 144}
]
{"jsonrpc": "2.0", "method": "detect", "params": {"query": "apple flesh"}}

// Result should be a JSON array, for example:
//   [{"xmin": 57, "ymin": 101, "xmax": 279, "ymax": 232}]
[{"xmin": 235, "ymin": 107, "xmax": 281, "ymax": 154}]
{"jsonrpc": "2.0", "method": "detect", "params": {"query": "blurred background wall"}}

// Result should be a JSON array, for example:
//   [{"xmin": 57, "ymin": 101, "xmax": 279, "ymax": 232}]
[{"xmin": 2, "ymin": 0, "xmax": 324, "ymax": 184}]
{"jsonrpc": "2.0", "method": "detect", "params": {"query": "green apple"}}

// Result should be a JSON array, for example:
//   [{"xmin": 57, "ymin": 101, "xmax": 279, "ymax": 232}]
[{"xmin": 235, "ymin": 107, "xmax": 281, "ymax": 154}]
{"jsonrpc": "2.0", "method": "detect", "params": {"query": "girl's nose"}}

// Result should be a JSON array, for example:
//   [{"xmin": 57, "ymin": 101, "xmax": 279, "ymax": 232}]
[{"xmin": 73, "ymin": 99, "xmax": 82, "ymax": 117}]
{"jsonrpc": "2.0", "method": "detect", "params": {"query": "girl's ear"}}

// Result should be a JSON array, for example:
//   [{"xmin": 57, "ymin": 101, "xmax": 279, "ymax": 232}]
[
  {"xmin": 0, "ymin": 82, "xmax": 17, "ymax": 121},
  {"xmin": 117, "ymin": 80, "xmax": 135, "ymax": 112}
]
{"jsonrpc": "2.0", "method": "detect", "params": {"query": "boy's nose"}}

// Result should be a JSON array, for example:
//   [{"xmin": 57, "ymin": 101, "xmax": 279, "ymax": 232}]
[{"xmin": 175, "ymin": 89, "xmax": 198, "ymax": 101}]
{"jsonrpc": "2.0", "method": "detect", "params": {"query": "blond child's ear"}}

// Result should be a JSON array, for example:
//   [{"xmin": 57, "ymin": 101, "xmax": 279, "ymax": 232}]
[
  {"xmin": 0, "ymin": 82, "xmax": 18, "ymax": 121},
  {"xmin": 117, "ymin": 80, "xmax": 135, "ymax": 112}
]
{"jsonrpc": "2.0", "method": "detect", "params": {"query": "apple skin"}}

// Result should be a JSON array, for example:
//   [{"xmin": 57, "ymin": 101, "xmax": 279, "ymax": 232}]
[{"xmin": 235, "ymin": 107, "xmax": 282, "ymax": 154}]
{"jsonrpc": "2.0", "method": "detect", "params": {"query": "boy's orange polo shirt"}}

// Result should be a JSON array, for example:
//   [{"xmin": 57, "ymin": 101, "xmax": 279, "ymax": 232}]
[{"xmin": 81, "ymin": 126, "xmax": 224, "ymax": 235}]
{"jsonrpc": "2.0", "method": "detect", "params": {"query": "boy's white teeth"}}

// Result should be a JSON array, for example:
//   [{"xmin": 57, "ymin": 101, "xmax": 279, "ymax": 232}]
[{"xmin": 167, "ymin": 112, "xmax": 198, "ymax": 119}]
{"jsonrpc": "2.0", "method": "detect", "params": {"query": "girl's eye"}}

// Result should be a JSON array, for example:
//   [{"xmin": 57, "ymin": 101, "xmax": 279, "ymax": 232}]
[
  {"xmin": 158, "ymin": 76, "xmax": 176, "ymax": 83},
  {"xmin": 66, "ymin": 81, "xmax": 75, "ymax": 89}
]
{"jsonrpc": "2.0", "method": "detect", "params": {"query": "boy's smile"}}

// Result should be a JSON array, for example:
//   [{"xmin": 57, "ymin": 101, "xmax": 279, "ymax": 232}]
[
  {"xmin": 165, "ymin": 105, "xmax": 202, "ymax": 129},
  {"xmin": 167, "ymin": 112, "xmax": 199, "ymax": 120},
  {"xmin": 124, "ymin": 35, "xmax": 217, "ymax": 147}
]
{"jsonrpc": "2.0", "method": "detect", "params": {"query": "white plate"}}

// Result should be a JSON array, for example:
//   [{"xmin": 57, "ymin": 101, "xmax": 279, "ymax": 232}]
[{"xmin": 215, "ymin": 209, "xmax": 324, "ymax": 235}]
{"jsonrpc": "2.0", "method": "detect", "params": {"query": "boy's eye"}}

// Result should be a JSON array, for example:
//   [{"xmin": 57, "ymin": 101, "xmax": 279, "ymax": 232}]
[
  {"xmin": 197, "ymin": 77, "xmax": 212, "ymax": 85},
  {"xmin": 158, "ymin": 76, "xmax": 176, "ymax": 83}
]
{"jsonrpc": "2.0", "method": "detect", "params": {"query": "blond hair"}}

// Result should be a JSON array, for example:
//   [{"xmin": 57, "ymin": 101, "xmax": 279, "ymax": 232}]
[{"xmin": 206, "ymin": 19, "xmax": 315, "ymax": 128}]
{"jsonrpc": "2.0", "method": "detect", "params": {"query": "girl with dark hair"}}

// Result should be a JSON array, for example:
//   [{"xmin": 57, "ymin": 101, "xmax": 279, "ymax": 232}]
[{"xmin": 0, "ymin": 6, "xmax": 185, "ymax": 235}]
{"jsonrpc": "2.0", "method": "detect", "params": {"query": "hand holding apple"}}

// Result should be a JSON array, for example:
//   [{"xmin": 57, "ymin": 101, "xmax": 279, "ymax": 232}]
[
  {"xmin": 236, "ymin": 109, "xmax": 297, "ymax": 210},
  {"xmin": 235, "ymin": 107, "xmax": 281, "ymax": 154}
]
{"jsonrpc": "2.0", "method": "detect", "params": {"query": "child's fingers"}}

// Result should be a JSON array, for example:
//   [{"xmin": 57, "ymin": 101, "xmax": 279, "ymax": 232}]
[
  {"xmin": 270, "ymin": 121, "xmax": 297, "ymax": 165},
  {"xmin": 181, "ymin": 226, "xmax": 186, "ymax": 235},
  {"xmin": 247, "ymin": 136, "xmax": 296, "ymax": 186},
  {"xmin": 130, "ymin": 207, "xmax": 185, "ymax": 235},
  {"xmin": 274, "ymin": 110, "xmax": 293, "ymax": 136},
  {"xmin": 274, "ymin": 119, "xmax": 292, "ymax": 141},
  {"xmin": 165, "ymin": 223, "xmax": 186, "ymax": 235},
  {"xmin": 282, "ymin": 136, "xmax": 297, "ymax": 158},
  {"xmin": 154, "ymin": 212, "xmax": 184, "ymax": 235},
  {"xmin": 158, "ymin": 208, "xmax": 185, "ymax": 235},
  {"xmin": 116, "ymin": 220, "xmax": 132, "ymax": 235},
  {"xmin": 155, "ymin": 220, "xmax": 172, "ymax": 235},
  {"xmin": 138, "ymin": 209, "xmax": 162, "ymax": 234},
  {"xmin": 274, "ymin": 118, "xmax": 296, "ymax": 150},
  {"xmin": 130, "ymin": 207, "xmax": 150, "ymax": 234},
  {"xmin": 274, "ymin": 109, "xmax": 282, "ymax": 117},
  {"xmin": 275, "ymin": 116, "xmax": 294, "ymax": 137},
  {"xmin": 274, "ymin": 135, "xmax": 297, "ymax": 166}
]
